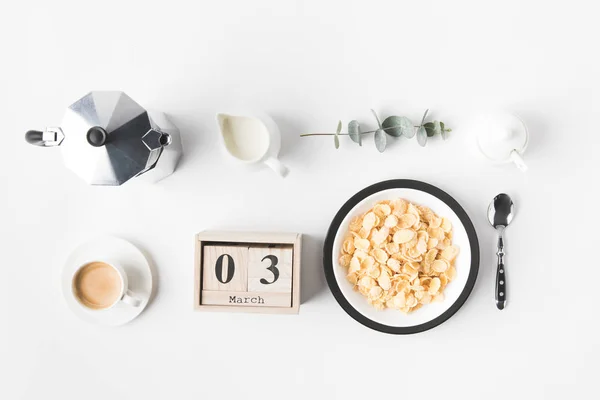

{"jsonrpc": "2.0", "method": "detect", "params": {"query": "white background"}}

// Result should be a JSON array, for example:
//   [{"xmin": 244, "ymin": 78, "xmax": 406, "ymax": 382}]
[{"xmin": 1, "ymin": 1, "xmax": 597, "ymax": 399}]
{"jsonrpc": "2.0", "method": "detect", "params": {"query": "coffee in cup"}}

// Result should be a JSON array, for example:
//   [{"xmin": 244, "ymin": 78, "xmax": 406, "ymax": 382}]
[{"xmin": 72, "ymin": 260, "xmax": 141, "ymax": 310}]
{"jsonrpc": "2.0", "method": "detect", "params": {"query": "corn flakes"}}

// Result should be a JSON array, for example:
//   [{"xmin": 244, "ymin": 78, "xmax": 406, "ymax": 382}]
[{"xmin": 339, "ymin": 198, "xmax": 458, "ymax": 313}]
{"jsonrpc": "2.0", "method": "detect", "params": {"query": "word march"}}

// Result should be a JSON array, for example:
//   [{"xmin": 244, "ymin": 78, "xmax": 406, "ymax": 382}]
[{"xmin": 229, "ymin": 295, "xmax": 265, "ymax": 304}]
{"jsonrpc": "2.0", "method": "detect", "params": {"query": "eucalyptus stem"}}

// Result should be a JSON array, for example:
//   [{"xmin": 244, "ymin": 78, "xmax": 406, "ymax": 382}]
[{"xmin": 300, "ymin": 124, "xmax": 421, "ymax": 137}]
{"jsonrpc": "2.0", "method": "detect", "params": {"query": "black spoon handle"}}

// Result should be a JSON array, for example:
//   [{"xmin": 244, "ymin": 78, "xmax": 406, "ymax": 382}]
[{"xmin": 495, "ymin": 234, "xmax": 506, "ymax": 310}]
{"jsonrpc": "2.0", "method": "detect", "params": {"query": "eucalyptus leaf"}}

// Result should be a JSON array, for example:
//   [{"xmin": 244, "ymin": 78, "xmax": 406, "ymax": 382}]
[
  {"xmin": 404, "ymin": 125, "xmax": 416, "ymax": 139},
  {"xmin": 420, "ymin": 109, "xmax": 429, "ymax": 126},
  {"xmin": 440, "ymin": 121, "xmax": 449, "ymax": 140},
  {"xmin": 381, "ymin": 116, "xmax": 413, "ymax": 137},
  {"xmin": 424, "ymin": 122, "xmax": 435, "ymax": 137},
  {"xmin": 433, "ymin": 120, "xmax": 442, "ymax": 136},
  {"xmin": 371, "ymin": 109, "xmax": 382, "ymax": 128},
  {"xmin": 334, "ymin": 120, "xmax": 342, "ymax": 149},
  {"xmin": 416, "ymin": 126, "xmax": 427, "ymax": 147},
  {"xmin": 374, "ymin": 129, "xmax": 387, "ymax": 152},
  {"xmin": 348, "ymin": 120, "xmax": 361, "ymax": 146}
]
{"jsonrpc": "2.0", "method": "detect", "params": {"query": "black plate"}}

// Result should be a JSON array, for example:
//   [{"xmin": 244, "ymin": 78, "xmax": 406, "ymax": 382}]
[{"xmin": 323, "ymin": 179, "xmax": 480, "ymax": 334}]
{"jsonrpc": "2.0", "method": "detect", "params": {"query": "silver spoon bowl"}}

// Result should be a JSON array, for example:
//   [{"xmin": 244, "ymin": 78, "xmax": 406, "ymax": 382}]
[{"xmin": 487, "ymin": 194, "xmax": 515, "ymax": 310}]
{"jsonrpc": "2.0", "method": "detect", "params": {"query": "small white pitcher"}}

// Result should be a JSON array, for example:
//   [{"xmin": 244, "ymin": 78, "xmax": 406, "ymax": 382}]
[
  {"xmin": 216, "ymin": 111, "xmax": 289, "ymax": 177},
  {"xmin": 474, "ymin": 112, "xmax": 529, "ymax": 171}
]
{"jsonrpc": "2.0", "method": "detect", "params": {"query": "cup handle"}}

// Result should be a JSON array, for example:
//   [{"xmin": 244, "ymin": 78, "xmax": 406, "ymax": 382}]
[
  {"xmin": 510, "ymin": 150, "xmax": 528, "ymax": 171},
  {"xmin": 121, "ymin": 290, "xmax": 142, "ymax": 307},
  {"xmin": 263, "ymin": 157, "xmax": 289, "ymax": 177}
]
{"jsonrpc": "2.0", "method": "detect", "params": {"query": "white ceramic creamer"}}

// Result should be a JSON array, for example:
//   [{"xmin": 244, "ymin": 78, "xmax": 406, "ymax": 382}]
[
  {"xmin": 216, "ymin": 112, "xmax": 289, "ymax": 177},
  {"xmin": 473, "ymin": 112, "xmax": 529, "ymax": 171}
]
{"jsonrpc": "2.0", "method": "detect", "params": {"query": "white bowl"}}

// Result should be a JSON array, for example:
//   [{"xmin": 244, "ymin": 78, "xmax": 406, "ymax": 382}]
[{"xmin": 324, "ymin": 180, "xmax": 479, "ymax": 334}]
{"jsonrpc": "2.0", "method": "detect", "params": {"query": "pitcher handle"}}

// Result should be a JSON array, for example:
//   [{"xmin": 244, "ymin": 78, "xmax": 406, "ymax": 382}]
[
  {"xmin": 264, "ymin": 157, "xmax": 289, "ymax": 178},
  {"xmin": 510, "ymin": 149, "xmax": 528, "ymax": 171}
]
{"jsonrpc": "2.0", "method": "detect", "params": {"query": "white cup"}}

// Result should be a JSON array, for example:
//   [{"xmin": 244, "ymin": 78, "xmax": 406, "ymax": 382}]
[
  {"xmin": 216, "ymin": 111, "xmax": 289, "ymax": 177},
  {"xmin": 72, "ymin": 260, "xmax": 141, "ymax": 311},
  {"xmin": 472, "ymin": 112, "xmax": 529, "ymax": 171}
]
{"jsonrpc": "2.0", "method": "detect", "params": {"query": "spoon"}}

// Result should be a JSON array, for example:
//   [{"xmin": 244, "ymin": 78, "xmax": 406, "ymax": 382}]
[{"xmin": 487, "ymin": 193, "xmax": 515, "ymax": 310}]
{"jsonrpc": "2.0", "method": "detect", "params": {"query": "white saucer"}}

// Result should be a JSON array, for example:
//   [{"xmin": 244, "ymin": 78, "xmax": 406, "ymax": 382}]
[{"xmin": 62, "ymin": 236, "xmax": 153, "ymax": 326}]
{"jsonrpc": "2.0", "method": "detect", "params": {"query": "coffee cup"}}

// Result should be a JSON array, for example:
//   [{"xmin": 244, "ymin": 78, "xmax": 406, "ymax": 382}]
[
  {"xmin": 216, "ymin": 111, "xmax": 289, "ymax": 177},
  {"xmin": 72, "ymin": 260, "xmax": 141, "ymax": 311}
]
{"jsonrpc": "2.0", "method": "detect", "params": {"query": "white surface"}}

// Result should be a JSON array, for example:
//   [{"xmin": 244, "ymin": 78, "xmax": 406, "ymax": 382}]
[
  {"xmin": 62, "ymin": 236, "xmax": 153, "ymax": 326},
  {"xmin": 332, "ymin": 187, "xmax": 472, "ymax": 328},
  {"xmin": 0, "ymin": 1, "xmax": 598, "ymax": 399}
]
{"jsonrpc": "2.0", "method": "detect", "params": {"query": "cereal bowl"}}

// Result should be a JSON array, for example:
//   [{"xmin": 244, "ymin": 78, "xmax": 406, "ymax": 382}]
[{"xmin": 323, "ymin": 179, "xmax": 479, "ymax": 334}]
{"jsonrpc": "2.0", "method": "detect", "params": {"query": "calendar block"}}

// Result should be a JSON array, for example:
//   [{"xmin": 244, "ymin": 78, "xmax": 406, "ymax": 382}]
[
  {"xmin": 202, "ymin": 245, "xmax": 248, "ymax": 292},
  {"xmin": 194, "ymin": 231, "xmax": 302, "ymax": 314},
  {"xmin": 248, "ymin": 245, "xmax": 293, "ymax": 293}
]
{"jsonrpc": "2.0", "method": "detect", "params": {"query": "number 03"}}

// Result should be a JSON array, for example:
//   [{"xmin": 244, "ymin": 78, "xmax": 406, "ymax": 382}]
[{"xmin": 214, "ymin": 253, "xmax": 280, "ymax": 285}]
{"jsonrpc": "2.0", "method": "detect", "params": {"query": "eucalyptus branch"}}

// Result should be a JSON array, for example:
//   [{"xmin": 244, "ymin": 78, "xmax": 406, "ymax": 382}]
[{"xmin": 300, "ymin": 109, "xmax": 452, "ymax": 152}]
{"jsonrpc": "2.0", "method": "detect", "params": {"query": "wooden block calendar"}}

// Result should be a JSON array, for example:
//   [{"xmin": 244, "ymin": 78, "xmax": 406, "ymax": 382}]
[{"xmin": 194, "ymin": 231, "xmax": 302, "ymax": 314}]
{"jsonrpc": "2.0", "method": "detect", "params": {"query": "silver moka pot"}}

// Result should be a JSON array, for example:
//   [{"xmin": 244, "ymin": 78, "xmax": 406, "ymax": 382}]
[{"xmin": 25, "ymin": 91, "xmax": 182, "ymax": 185}]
